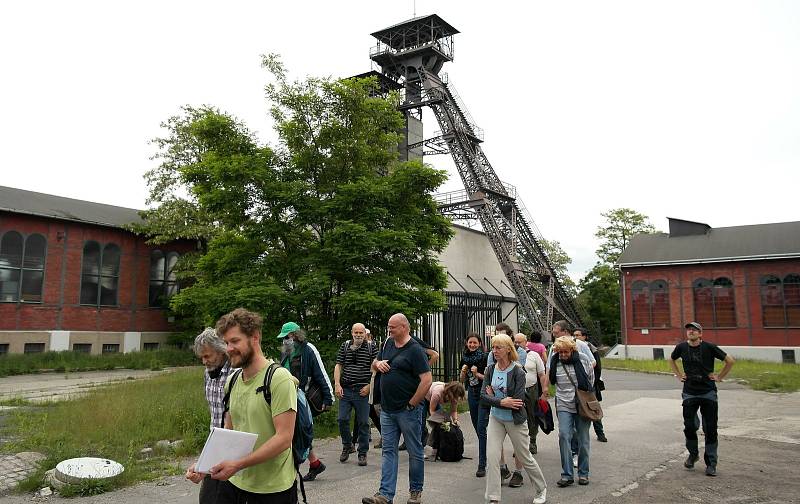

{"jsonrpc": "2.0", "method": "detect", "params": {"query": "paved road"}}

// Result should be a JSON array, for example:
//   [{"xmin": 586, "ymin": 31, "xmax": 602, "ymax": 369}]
[{"xmin": 1, "ymin": 370, "xmax": 798, "ymax": 503}]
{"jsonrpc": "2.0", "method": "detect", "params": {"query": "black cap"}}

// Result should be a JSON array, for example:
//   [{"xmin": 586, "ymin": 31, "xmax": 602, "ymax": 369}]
[{"xmin": 684, "ymin": 322, "xmax": 703, "ymax": 331}]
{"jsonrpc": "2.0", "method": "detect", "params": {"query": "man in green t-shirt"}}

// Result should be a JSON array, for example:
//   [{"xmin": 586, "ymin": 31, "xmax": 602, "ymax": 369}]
[{"xmin": 186, "ymin": 308, "xmax": 298, "ymax": 503}]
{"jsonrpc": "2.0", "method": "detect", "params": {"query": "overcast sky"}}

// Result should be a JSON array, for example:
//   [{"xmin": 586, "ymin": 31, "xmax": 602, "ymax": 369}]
[{"xmin": 2, "ymin": 1, "xmax": 798, "ymax": 281}]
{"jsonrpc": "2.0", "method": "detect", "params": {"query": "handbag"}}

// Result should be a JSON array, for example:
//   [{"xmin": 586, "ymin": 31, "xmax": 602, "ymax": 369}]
[
  {"xmin": 560, "ymin": 361, "xmax": 603, "ymax": 421},
  {"xmin": 304, "ymin": 380, "xmax": 325, "ymax": 417}
]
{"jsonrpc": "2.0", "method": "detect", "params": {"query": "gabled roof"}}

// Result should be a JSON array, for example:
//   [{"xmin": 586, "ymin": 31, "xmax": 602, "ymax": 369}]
[
  {"xmin": 0, "ymin": 185, "xmax": 143, "ymax": 229},
  {"xmin": 618, "ymin": 219, "xmax": 800, "ymax": 267}
]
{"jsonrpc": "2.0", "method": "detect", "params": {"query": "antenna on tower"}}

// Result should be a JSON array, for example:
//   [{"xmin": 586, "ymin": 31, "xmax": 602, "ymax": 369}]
[{"xmin": 413, "ymin": 0, "xmax": 416, "ymax": 18}]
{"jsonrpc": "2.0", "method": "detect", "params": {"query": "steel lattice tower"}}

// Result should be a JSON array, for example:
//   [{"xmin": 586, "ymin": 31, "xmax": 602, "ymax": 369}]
[{"xmin": 368, "ymin": 14, "xmax": 596, "ymax": 337}]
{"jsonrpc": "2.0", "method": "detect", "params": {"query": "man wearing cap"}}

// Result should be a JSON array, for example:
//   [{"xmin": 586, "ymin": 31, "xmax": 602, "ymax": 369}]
[
  {"xmin": 278, "ymin": 321, "xmax": 334, "ymax": 482},
  {"xmin": 669, "ymin": 322, "xmax": 735, "ymax": 477}
]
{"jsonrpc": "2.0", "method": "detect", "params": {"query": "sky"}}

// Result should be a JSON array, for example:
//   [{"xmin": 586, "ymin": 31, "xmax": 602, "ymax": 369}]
[{"xmin": 2, "ymin": 1, "xmax": 799, "ymax": 282}]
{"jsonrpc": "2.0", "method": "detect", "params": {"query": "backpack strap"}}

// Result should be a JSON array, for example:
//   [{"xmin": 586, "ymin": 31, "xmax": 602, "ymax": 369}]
[
  {"xmin": 256, "ymin": 362, "xmax": 281, "ymax": 404},
  {"xmin": 222, "ymin": 368, "xmax": 243, "ymax": 418}
]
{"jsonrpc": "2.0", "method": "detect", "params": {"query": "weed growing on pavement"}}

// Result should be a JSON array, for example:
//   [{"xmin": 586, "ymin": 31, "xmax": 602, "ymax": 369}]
[
  {"xmin": 0, "ymin": 348, "xmax": 197, "ymax": 378},
  {"xmin": 605, "ymin": 359, "xmax": 800, "ymax": 392}
]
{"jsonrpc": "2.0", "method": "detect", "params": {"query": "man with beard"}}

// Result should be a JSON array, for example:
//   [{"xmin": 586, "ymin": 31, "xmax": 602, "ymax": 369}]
[
  {"xmin": 335, "ymin": 323, "xmax": 378, "ymax": 466},
  {"xmin": 669, "ymin": 322, "xmax": 735, "ymax": 477},
  {"xmin": 279, "ymin": 321, "xmax": 334, "ymax": 481},
  {"xmin": 185, "ymin": 327, "xmax": 237, "ymax": 503},
  {"xmin": 187, "ymin": 308, "xmax": 299, "ymax": 504}
]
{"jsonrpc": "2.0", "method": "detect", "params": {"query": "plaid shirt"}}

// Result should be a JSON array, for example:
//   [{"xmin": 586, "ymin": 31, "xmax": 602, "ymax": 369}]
[{"xmin": 204, "ymin": 360, "xmax": 235, "ymax": 431}]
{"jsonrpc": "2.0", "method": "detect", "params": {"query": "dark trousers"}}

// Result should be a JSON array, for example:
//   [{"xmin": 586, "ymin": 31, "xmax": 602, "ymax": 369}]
[
  {"xmin": 339, "ymin": 386, "xmax": 371, "ymax": 454},
  {"xmin": 353, "ymin": 403, "xmax": 382, "ymax": 441},
  {"xmin": 467, "ymin": 385, "xmax": 489, "ymax": 470},
  {"xmin": 683, "ymin": 395, "xmax": 719, "ymax": 467},
  {"xmin": 199, "ymin": 474, "xmax": 222, "ymax": 504},
  {"xmin": 216, "ymin": 480, "xmax": 297, "ymax": 504},
  {"xmin": 524, "ymin": 384, "xmax": 540, "ymax": 453}
]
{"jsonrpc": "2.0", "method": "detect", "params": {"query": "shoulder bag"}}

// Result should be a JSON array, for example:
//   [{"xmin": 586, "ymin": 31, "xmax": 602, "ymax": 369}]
[{"xmin": 560, "ymin": 361, "xmax": 603, "ymax": 421}]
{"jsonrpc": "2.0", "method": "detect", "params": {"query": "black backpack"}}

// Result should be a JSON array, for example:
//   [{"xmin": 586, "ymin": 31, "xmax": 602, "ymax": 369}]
[{"xmin": 436, "ymin": 422, "xmax": 465, "ymax": 462}]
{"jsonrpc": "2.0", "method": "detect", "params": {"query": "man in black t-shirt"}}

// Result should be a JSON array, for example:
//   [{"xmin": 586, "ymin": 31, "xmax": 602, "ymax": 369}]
[
  {"xmin": 362, "ymin": 313, "xmax": 431, "ymax": 504},
  {"xmin": 669, "ymin": 322, "xmax": 735, "ymax": 477}
]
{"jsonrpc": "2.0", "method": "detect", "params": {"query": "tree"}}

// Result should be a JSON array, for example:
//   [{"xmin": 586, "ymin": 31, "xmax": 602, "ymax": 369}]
[
  {"xmin": 135, "ymin": 57, "xmax": 454, "ymax": 342},
  {"xmin": 594, "ymin": 208, "xmax": 656, "ymax": 265},
  {"xmin": 540, "ymin": 238, "xmax": 576, "ymax": 296},
  {"xmin": 577, "ymin": 263, "xmax": 620, "ymax": 346}
]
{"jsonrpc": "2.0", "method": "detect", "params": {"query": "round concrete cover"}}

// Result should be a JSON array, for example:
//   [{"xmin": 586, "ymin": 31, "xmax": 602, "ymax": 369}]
[{"xmin": 54, "ymin": 457, "xmax": 124, "ymax": 484}]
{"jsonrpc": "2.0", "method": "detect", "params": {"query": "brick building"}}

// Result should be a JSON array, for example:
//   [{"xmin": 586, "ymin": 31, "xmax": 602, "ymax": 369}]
[
  {"xmin": 613, "ymin": 218, "xmax": 800, "ymax": 363},
  {"xmin": 0, "ymin": 186, "xmax": 194, "ymax": 355}
]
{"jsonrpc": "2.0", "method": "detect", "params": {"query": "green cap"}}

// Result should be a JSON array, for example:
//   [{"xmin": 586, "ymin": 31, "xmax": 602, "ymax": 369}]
[{"xmin": 277, "ymin": 321, "xmax": 301, "ymax": 339}]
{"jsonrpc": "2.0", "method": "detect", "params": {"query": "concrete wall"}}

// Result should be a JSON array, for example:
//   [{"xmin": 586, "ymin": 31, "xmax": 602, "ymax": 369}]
[
  {"xmin": 605, "ymin": 344, "xmax": 799, "ymax": 363},
  {"xmin": 0, "ymin": 330, "xmax": 171, "ymax": 355}
]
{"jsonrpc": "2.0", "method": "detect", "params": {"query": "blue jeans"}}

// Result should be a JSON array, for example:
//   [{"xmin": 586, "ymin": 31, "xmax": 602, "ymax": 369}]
[
  {"xmin": 558, "ymin": 409, "xmax": 590, "ymax": 479},
  {"xmin": 338, "ymin": 386, "xmax": 371, "ymax": 455},
  {"xmin": 467, "ymin": 385, "xmax": 488, "ymax": 470},
  {"xmin": 380, "ymin": 405, "xmax": 425, "ymax": 501}
]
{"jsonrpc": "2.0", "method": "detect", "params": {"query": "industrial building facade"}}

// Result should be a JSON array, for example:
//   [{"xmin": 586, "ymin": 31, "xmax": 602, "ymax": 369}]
[{"xmin": 616, "ymin": 218, "xmax": 800, "ymax": 363}]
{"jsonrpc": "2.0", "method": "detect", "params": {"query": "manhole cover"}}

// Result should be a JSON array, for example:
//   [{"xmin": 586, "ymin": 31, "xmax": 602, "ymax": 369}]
[{"xmin": 54, "ymin": 457, "xmax": 124, "ymax": 483}]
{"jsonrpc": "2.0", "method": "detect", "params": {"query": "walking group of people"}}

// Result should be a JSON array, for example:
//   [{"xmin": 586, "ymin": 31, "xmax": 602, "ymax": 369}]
[{"xmin": 185, "ymin": 307, "xmax": 733, "ymax": 504}]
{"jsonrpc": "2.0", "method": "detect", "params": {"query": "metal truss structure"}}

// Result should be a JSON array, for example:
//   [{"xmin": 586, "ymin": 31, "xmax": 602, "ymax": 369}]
[{"xmin": 368, "ymin": 14, "xmax": 596, "ymax": 336}]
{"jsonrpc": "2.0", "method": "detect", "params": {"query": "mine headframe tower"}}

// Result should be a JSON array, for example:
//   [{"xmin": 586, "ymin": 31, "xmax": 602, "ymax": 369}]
[{"xmin": 369, "ymin": 14, "xmax": 593, "ymax": 336}]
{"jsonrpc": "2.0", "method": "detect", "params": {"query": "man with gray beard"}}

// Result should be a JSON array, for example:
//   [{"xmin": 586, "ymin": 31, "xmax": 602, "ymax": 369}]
[{"xmin": 335, "ymin": 323, "xmax": 378, "ymax": 466}]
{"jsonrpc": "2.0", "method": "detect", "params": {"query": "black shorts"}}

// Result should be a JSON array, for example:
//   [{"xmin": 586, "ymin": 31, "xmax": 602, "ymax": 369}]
[{"xmin": 216, "ymin": 479, "xmax": 298, "ymax": 504}]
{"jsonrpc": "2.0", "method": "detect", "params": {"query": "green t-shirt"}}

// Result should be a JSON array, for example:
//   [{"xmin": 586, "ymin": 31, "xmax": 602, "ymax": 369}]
[{"xmin": 227, "ymin": 362, "xmax": 297, "ymax": 494}]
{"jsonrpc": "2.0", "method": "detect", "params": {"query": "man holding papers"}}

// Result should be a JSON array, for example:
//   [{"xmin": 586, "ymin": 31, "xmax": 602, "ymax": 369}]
[{"xmin": 186, "ymin": 308, "xmax": 299, "ymax": 504}]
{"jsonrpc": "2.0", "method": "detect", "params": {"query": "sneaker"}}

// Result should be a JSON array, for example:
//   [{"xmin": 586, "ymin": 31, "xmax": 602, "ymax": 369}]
[
  {"xmin": 596, "ymin": 434, "xmax": 608, "ymax": 442},
  {"xmin": 509, "ymin": 471, "xmax": 524, "ymax": 488},
  {"xmin": 407, "ymin": 490, "xmax": 423, "ymax": 504},
  {"xmin": 684, "ymin": 453, "xmax": 699, "ymax": 469},
  {"xmin": 578, "ymin": 477, "xmax": 589, "ymax": 485},
  {"xmin": 362, "ymin": 493, "xmax": 390, "ymax": 504},
  {"xmin": 556, "ymin": 478, "xmax": 574, "ymax": 488},
  {"xmin": 475, "ymin": 467, "xmax": 486, "ymax": 478},
  {"xmin": 500, "ymin": 465, "xmax": 511, "ymax": 480},
  {"xmin": 302, "ymin": 462, "xmax": 326, "ymax": 481},
  {"xmin": 358, "ymin": 454, "xmax": 367, "ymax": 466},
  {"xmin": 705, "ymin": 465, "xmax": 716, "ymax": 477},
  {"xmin": 573, "ymin": 454, "xmax": 578, "ymax": 468},
  {"xmin": 533, "ymin": 487, "xmax": 547, "ymax": 504},
  {"xmin": 340, "ymin": 446, "xmax": 352, "ymax": 463}
]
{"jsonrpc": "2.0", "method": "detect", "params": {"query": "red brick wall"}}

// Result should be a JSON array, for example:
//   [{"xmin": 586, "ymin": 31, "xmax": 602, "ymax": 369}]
[
  {"xmin": 1, "ymin": 211, "xmax": 194, "ymax": 332},
  {"xmin": 621, "ymin": 258, "xmax": 800, "ymax": 347}
]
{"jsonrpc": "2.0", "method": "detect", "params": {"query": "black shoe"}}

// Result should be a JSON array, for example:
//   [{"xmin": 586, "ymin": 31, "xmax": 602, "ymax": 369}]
[
  {"xmin": 597, "ymin": 434, "xmax": 608, "ymax": 442},
  {"xmin": 340, "ymin": 446, "xmax": 351, "ymax": 463},
  {"xmin": 476, "ymin": 468, "xmax": 486, "ymax": 478},
  {"xmin": 358, "ymin": 454, "xmax": 367, "ymax": 466},
  {"xmin": 399, "ymin": 442, "xmax": 407, "ymax": 451},
  {"xmin": 684, "ymin": 453, "xmax": 699, "ymax": 469},
  {"xmin": 509, "ymin": 471, "xmax": 524, "ymax": 488},
  {"xmin": 500, "ymin": 465, "xmax": 511, "ymax": 480},
  {"xmin": 302, "ymin": 462, "xmax": 326, "ymax": 481},
  {"xmin": 556, "ymin": 478, "xmax": 574, "ymax": 487},
  {"xmin": 705, "ymin": 466, "xmax": 716, "ymax": 477}
]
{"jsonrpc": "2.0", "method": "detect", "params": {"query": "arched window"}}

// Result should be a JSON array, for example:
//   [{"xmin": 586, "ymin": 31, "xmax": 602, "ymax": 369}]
[
  {"xmin": 762, "ymin": 274, "xmax": 800, "ymax": 327},
  {"xmin": 631, "ymin": 280, "xmax": 649, "ymax": 327},
  {"xmin": 149, "ymin": 250, "xmax": 180, "ymax": 307},
  {"xmin": 0, "ymin": 231, "xmax": 46, "ymax": 303},
  {"xmin": 650, "ymin": 280, "xmax": 670, "ymax": 328},
  {"xmin": 693, "ymin": 277, "xmax": 736, "ymax": 328},
  {"xmin": 80, "ymin": 241, "xmax": 120, "ymax": 306}
]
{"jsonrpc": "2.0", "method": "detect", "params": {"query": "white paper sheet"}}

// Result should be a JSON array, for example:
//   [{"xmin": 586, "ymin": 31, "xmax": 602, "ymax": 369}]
[{"xmin": 195, "ymin": 427, "xmax": 258, "ymax": 473}]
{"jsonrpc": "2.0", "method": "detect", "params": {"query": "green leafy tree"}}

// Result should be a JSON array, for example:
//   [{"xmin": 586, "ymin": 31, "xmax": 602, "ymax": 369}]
[
  {"xmin": 135, "ymin": 56, "xmax": 454, "ymax": 343},
  {"xmin": 540, "ymin": 238, "xmax": 576, "ymax": 296},
  {"xmin": 577, "ymin": 263, "xmax": 620, "ymax": 346},
  {"xmin": 594, "ymin": 208, "xmax": 656, "ymax": 265}
]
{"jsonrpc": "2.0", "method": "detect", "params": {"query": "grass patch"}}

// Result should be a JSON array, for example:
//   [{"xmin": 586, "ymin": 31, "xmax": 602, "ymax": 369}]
[
  {"xmin": 605, "ymin": 359, "xmax": 800, "ymax": 393},
  {"xmin": 3, "ymin": 367, "xmax": 208, "ymax": 492},
  {"xmin": 0, "ymin": 348, "xmax": 197, "ymax": 377},
  {"xmin": 0, "ymin": 396, "xmax": 33, "ymax": 407}
]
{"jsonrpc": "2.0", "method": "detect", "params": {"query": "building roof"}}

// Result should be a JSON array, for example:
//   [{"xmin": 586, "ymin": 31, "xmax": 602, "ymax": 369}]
[
  {"xmin": 0, "ymin": 185, "xmax": 143, "ymax": 229},
  {"xmin": 371, "ymin": 14, "xmax": 459, "ymax": 49},
  {"xmin": 618, "ymin": 219, "xmax": 800, "ymax": 267}
]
